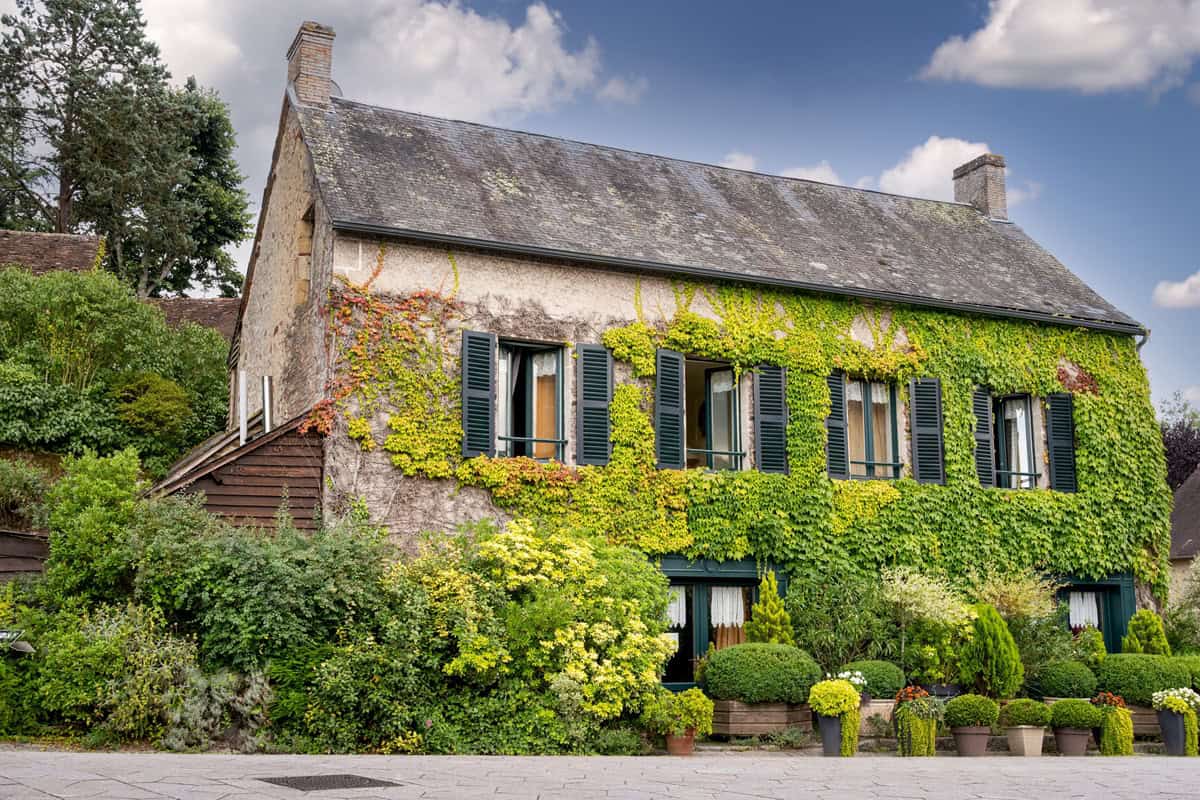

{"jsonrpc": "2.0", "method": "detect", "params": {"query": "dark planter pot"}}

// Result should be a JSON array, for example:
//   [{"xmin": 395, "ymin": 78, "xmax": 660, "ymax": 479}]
[
  {"xmin": 1158, "ymin": 710, "xmax": 1187, "ymax": 756},
  {"xmin": 817, "ymin": 714, "xmax": 843, "ymax": 757},
  {"xmin": 921, "ymin": 683, "xmax": 963, "ymax": 699},
  {"xmin": 665, "ymin": 728, "xmax": 696, "ymax": 756},
  {"xmin": 1053, "ymin": 727, "xmax": 1091, "ymax": 757},
  {"xmin": 952, "ymin": 726, "xmax": 990, "ymax": 757}
]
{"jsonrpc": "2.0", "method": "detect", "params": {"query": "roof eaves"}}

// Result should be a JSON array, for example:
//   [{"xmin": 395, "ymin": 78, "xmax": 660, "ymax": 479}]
[{"xmin": 331, "ymin": 219, "xmax": 1148, "ymax": 337}]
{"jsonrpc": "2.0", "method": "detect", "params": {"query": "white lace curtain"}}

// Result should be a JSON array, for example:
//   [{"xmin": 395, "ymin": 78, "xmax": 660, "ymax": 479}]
[
  {"xmin": 710, "ymin": 586, "xmax": 745, "ymax": 628},
  {"xmin": 666, "ymin": 586, "xmax": 687, "ymax": 629},
  {"xmin": 1068, "ymin": 591, "xmax": 1100, "ymax": 629}
]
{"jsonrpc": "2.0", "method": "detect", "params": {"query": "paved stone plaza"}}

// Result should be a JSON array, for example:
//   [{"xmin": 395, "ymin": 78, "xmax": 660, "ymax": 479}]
[{"xmin": 1, "ymin": 750, "xmax": 1198, "ymax": 800}]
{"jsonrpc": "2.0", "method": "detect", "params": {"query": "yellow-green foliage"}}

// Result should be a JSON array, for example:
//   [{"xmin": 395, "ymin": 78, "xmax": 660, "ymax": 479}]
[
  {"xmin": 329, "ymin": 276, "xmax": 1171, "ymax": 598},
  {"xmin": 895, "ymin": 705, "xmax": 937, "ymax": 757},
  {"xmin": 743, "ymin": 572, "xmax": 794, "ymax": 645},
  {"xmin": 1098, "ymin": 706, "xmax": 1134, "ymax": 756}
]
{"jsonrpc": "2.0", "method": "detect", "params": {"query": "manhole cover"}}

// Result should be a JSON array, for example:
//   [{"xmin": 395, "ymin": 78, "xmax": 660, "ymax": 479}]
[{"xmin": 259, "ymin": 774, "xmax": 401, "ymax": 792}]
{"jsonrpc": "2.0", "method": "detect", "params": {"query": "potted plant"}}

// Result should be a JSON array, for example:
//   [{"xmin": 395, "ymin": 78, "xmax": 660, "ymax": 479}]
[
  {"xmin": 1151, "ymin": 688, "xmax": 1200, "ymax": 757},
  {"xmin": 1049, "ymin": 698, "xmax": 1101, "ymax": 756},
  {"xmin": 640, "ymin": 687, "xmax": 714, "ymax": 756},
  {"xmin": 702, "ymin": 643, "xmax": 821, "ymax": 736},
  {"xmin": 809, "ymin": 678, "xmax": 861, "ymax": 757},
  {"xmin": 944, "ymin": 694, "xmax": 999, "ymax": 756},
  {"xmin": 893, "ymin": 686, "xmax": 943, "ymax": 757},
  {"xmin": 999, "ymin": 698, "xmax": 1050, "ymax": 756},
  {"xmin": 1092, "ymin": 693, "xmax": 1133, "ymax": 756}
]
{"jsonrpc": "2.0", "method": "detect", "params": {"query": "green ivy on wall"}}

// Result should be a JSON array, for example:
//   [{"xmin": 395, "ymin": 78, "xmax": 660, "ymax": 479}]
[{"xmin": 322, "ymin": 270, "xmax": 1173, "ymax": 599}]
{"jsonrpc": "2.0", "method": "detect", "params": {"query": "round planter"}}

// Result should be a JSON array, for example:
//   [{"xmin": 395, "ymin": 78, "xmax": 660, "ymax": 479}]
[
  {"xmin": 921, "ymin": 683, "xmax": 962, "ymax": 699},
  {"xmin": 951, "ymin": 726, "xmax": 990, "ymax": 757},
  {"xmin": 1053, "ymin": 727, "xmax": 1091, "ymax": 757},
  {"xmin": 1005, "ymin": 725, "xmax": 1045, "ymax": 757},
  {"xmin": 665, "ymin": 728, "xmax": 696, "ymax": 756},
  {"xmin": 817, "ymin": 713, "xmax": 843, "ymax": 757},
  {"xmin": 1158, "ymin": 709, "xmax": 1187, "ymax": 756}
]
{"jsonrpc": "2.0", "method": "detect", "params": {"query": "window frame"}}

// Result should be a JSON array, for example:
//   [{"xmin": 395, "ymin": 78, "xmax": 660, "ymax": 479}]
[
  {"xmin": 845, "ymin": 377, "xmax": 901, "ymax": 480},
  {"xmin": 496, "ymin": 339, "xmax": 566, "ymax": 461},
  {"xmin": 684, "ymin": 358, "xmax": 744, "ymax": 471},
  {"xmin": 993, "ymin": 393, "xmax": 1039, "ymax": 490}
]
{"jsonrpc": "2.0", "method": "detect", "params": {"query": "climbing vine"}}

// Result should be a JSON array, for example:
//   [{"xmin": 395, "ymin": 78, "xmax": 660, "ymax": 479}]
[{"xmin": 320, "ymin": 270, "xmax": 1173, "ymax": 599}]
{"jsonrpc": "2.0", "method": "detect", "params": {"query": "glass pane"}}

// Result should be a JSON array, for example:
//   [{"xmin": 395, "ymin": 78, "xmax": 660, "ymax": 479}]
[
  {"xmin": 531, "ymin": 351, "xmax": 559, "ymax": 459},
  {"xmin": 870, "ymin": 382, "xmax": 894, "ymax": 476},
  {"xmin": 1002, "ymin": 398, "xmax": 1033, "ymax": 489},
  {"xmin": 709, "ymin": 585, "xmax": 753, "ymax": 650},
  {"xmin": 709, "ymin": 369, "xmax": 736, "ymax": 470},
  {"xmin": 846, "ymin": 379, "xmax": 867, "ymax": 476},
  {"xmin": 663, "ymin": 584, "xmax": 695, "ymax": 683}
]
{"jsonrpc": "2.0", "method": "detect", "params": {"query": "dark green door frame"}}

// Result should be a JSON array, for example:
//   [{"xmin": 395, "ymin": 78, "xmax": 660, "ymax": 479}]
[{"xmin": 1057, "ymin": 572, "xmax": 1136, "ymax": 653}]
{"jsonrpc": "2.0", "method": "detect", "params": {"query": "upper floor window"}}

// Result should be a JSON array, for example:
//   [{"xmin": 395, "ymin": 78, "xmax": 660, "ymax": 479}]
[
  {"xmin": 684, "ymin": 359, "xmax": 741, "ymax": 470},
  {"xmin": 497, "ymin": 341, "xmax": 563, "ymax": 460},
  {"xmin": 995, "ymin": 395, "xmax": 1037, "ymax": 489},
  {"xmin": 846, "ymin": 378, "xmax": 900, "ymax": 479}
]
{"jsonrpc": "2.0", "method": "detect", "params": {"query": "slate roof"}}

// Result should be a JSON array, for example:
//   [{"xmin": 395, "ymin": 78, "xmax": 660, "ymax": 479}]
[
  {"xmin": 153, "ymin": 297, "xmax": 240, "ymax": 341},
  {"xmin": 295, "ymin": 98, "xmax": 1141, "ymax": 333},
  {"xmin": 0, "ymin": 229, "xmax": 100, "ymax": 274},
  {"xmin": 1172, "ymin": 466, "xmax": 1200, "ymax": 562}
]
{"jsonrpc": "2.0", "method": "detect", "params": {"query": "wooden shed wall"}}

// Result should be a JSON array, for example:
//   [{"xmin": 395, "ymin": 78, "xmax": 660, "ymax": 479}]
[
  {"xmin": 0, "ymin": 530, "xmax": 48, "ymax": 578},
  {"xmin": 182, "ymin": 431, "xmax": 323, "ymax": 529}
]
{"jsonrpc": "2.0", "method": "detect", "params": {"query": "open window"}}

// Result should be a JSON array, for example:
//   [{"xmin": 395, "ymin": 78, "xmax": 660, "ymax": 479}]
[
  {"xmin": 664, "ymin": 581, "xmax": 756, "ymax": 685},
  {"xmin": 995, "ymin": 395, "xmax": 1037, "ymax": 489},
  {"xmin": 496, "ymin": 341, "xmax": 563, "ymax": 460},
  {"xmin": 684, "ymin": 359, "xmax": 741, "ymax": 470},
  {"xmin": 845, "ymin": 378, "xmax": 900, "ymax": 479}
]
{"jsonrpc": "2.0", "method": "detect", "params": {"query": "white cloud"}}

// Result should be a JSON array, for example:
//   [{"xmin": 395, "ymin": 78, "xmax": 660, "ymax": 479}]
[
  {"xmin": 720, "ymin": 151, "xmax": 758, "ymax": 171},
  {"xmin": 1153, "ymin": 269, "xmax": 1200, "ymax": 308},
  {"xmin": 1186, "ymin": 386, "xmax": 1200, "ymax": 407},
  {"xmin": 597, "ymin": 75, "xmax": 648, "ymax": 104},
  {"xmin": 923, "ymin": 0, "xmax": 1200, "ymax": 94},
  {"xmin": 877, "ymin": 136, "xmax": 990, "ymax": 200},
  {"xmin": 780, "ymin": 160, "xmax": 842, "ymax": 184},
  {"xmin": 142, "ymin": 0, "xmax": 243, "ymax": 85}
]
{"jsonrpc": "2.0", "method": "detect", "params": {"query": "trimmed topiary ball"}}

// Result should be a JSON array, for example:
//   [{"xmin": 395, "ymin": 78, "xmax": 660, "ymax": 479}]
[
  {"xmin": 944, "ymin": 694, "xmax": 1000, "ymax": 729},
  {"xmin": 840, "ymin": 660, "xmax": 904, "ymax": 699},
  {"xmin": 1096, "ymin": 654, "xmax": 1193, "ymax": 707},
  {"xmin": 703, "ymin": 643, "xmax": 822, "ymax": 705},
  {"xmin": 999, "ymin": 698, "xmax": 1051, "ymax": 728},
  {"xmin": 1038, "ymin": 660, "xmax": 1098, "ymax": 699},
  {"xmin": 1050, "ymin": 698, "xmax": 1102, "ymax": 730}
]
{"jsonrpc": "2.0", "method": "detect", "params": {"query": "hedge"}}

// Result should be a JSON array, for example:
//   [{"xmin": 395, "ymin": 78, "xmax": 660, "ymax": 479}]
[
  {"xmin": 1038, "ymin": 660, "xmax": 1098, "ymax": 699},
  {"xmin": 703, "ymin": 643, "xmax": 822, "ymax": 704},
  {"xmin": 1094, "ymin": 654, "xmax": 1193, "ymax": 707}
]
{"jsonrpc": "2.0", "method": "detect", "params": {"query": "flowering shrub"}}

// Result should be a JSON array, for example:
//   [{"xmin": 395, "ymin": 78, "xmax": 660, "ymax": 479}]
[
  {"xmin": 827, "ymin": 670, "xmax": 866, "ymax": 691},
  {"xmin": 1091, "ymin": 691, "xmax": 1126, "ymax": 709},
  {"xmin": 1152, "ymin": 687, "xmax": 1200, "ymax": 712}
]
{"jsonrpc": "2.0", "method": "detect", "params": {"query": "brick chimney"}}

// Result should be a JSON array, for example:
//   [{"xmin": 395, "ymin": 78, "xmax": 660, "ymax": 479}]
[
  {"xmin": 953, "ymin": 153, "xmax": 1007, "ymax": 220},
  {"xmin": 287, "ymin": 21, "xmax": 335, "ymax": 108}
]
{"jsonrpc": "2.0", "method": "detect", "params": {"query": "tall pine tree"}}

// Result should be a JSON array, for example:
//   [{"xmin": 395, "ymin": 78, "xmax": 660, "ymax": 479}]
[{"xmin": 744, "ymin": 572, "xmax": 795, "ymax": 646}]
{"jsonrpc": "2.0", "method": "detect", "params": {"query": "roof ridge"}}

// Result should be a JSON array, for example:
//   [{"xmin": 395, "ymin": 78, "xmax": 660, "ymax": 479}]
[{"xmin": 327, "ymin": 97, "xmax": 982, "ymax": 211}]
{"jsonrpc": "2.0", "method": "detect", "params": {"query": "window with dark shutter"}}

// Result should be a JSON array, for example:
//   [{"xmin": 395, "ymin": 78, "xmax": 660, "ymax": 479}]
[
  {"xmin": 576, "ymin": 344, "xmax": 612, "ymax": 465},
  {"xmin": 754, "ymin": 365, "xmax": 788, "ymax": 474},
  {"xmin": 825, "ymin": 370, "xmax": 849, "ymax": 479},
  {"xmin": 973, "ymin": 387, "xmax": 995, "ymax": 487},
  {"xmin": 909, "ymin": 378, "xmax": 945, "ymax": 485},
  {"xmin": 461, "ymin": 330, "xmax": 495, "ymax": 457},
  {"xmin": 1046, "ymin": 393, "xmax": 1077, "ymax": 492},
  {"xmin": 655, "ymin": 349, "xmax": 686, "ymax": 469}
]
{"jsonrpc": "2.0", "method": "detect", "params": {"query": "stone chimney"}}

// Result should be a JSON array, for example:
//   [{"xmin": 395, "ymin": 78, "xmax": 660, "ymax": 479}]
[
  {"xmin": 953, "ymin": 153, "xmax": 1007, "ymax": 220},
  {"xmin": 287, "ymin": 21, "xmax": 335, "ymax": 108}
]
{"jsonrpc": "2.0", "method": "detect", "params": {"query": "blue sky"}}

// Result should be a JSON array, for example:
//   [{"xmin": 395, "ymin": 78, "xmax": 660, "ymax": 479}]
[{"xmin": 144, "ymin": 0, "xmax": 1200, "ymax": 406}]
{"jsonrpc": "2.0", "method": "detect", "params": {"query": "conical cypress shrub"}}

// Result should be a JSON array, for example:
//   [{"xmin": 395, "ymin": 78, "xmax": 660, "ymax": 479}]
[
  {"xmin": 958, "ymin": 603, "xmax": 1023, "ymax": 698},
  {"xmin": 744, "ymin": 572, "xmax": 794, "ymax": 646}
]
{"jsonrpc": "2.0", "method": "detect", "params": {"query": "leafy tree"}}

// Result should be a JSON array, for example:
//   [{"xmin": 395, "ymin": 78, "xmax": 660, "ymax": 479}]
[
  {"xmin": 957, "ymin": 603, "xmax": 1024, "ymax": 698},
  {"xmin": 0, "ymin": 0, "xmax": 248, "ymax": 296},
  {"xmin": 744, "ymin": 571, "xmax": 794, "ymax": 645},
  {"xmin": 1161, "ymin": 392, "xmax": 1200, "ymax": 490},
  {"xmin": 1122, "ymin": 609, "xmax": 1171, "ymax": 655}
]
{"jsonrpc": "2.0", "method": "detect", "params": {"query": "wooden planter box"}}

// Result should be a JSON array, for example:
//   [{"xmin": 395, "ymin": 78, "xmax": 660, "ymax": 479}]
[
  {"xmin": 711, "ymin": 700, "xmax": 812, "ymax": 736},
  {"xmin": 1042, "ymin": 698, "xmax": 1158, "ymax": 737}
]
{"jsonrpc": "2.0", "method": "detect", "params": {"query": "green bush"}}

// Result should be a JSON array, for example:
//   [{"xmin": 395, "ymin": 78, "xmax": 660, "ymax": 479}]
[
  {"xmin": 0, "ymin": 456, "xmax": 48, "ymax": 529},
  {"xmin": 785, "ymin": 570, "xmax": 899, "ymax": 670},
  {"xmin": 999, "ymin": 698, "xmax": 1051, "ymax": 728},
  {"xmin": 957, "ymin": 604, "xmax": 1024, "ymax": 698},
  {"xmin": 1095, "ymin": 654, "xmax": 1193, "ymax": 706},
  {"xmin": 743, "ymin": 572, "xmax": 793, "ymax": 645},
  {"xmin": 1073, "ymin": 626, "xmax": 1107, "ymax": 670},
  {"xmin": 1173, "ymin": 655, "xmax": 1200, "ymax": 691},
  {"xmin": 704, "ymin": 643, "xmax": 822, "ymax": 704},
  {"xmin": 1123, "ymin": 609, "xmax": 1171, "ymax": 655},
  {"xmin": 1038, "ymin": 660, "xmax": 1099, "ymax": 699},
  {"xmin": 1050, "ymin": 698, "xmax": 1102, "ymax": 729},
  {"xmin": 1006, "ymin": 605, "xmax": 1076, "ymax": 693},
  {"xmin": 943, "ymin": 693, "xmax": 999, "ymax": 728},
  {"xmin": 640, "ymin": 687, "xmax": 713, "ymax": 737},
  {"xmin": 840, "ymin": 660, "xmax": 904, "ymax": 699},
  {"xmin": 1098, "ymin": 706, "xmax": 1134, "ymax": 756}
]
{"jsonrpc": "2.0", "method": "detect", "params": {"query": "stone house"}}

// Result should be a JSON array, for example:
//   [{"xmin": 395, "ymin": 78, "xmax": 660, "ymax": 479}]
[
  {"xmin": 1170, "ymin": 466, "xmax": 1200, "ymax": 599},
  {"xmin": 162, "ymin": 21, "xmax": 1170, "ymax": 670}
]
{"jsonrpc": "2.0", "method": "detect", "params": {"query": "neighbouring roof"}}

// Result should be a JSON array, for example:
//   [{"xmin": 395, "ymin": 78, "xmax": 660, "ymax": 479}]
[
  {"xmin": 0, "ymin": 229, "xmax": 100, "ymax": 274},
  {"xmin": 1172, "ymin": 466, "xmax": 1200, "ymax": 562},
  {"xmin": 153, "ymin": 297, "xmax": 240, "ymax": 341},
  {"xmin": 294, "ymin": 98, "xmax": 1142, "ymax": 334}
]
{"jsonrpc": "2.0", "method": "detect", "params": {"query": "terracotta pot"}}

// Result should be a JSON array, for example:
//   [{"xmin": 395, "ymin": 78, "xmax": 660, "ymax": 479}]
[
  {"xmin": 952, "ymin": 726, "xmax": 991, "ymax": 756},
  {"xmin": 817, "ymin": 714, "xmax": 844, "ymax": 757},
  {"xmin": 1053, "ymin": 727, "xmax": 1091, "ymax": 756},
  {"xmin": 1158, "ymin": 710, "xmax": 1187, "ymax": 756},
  {"xmin": 665, "ymin": 728, "xmax": 696, "ymax": 756},
  {"xmin": 1006, "ymin": 726, "xmax": 1044, "ymax": 757}
]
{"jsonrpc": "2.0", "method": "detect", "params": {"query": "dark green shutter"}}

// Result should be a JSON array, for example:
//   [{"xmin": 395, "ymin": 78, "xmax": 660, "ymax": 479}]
[
  {"xmin": 972, "ymin": 386, "xmax": 996, "ymax": 487},
  {"xmin": 576, "ymin": 344, "xmax": 612, "ymax": 466},
  {"xmin": 461, "ymin": 330, "xmax": 495, "ymax": 457},
  {"xmin": 655, "ymin": 349, "xmax": 685, "ymax": 469},
  {"xmin": 825, "ymin": 370, "xmax": 849, "ymax": 479},
  {"xmin": 1046, "ymin": 393, "xmax": 1077, "ymax": 492},
  {"xmin": 754, "ymin": 365, "xmax": 788, "ymax": 474},
  {"xmin": 909, "ymin": 378, "xmax": 945, "ymax": 485}
]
